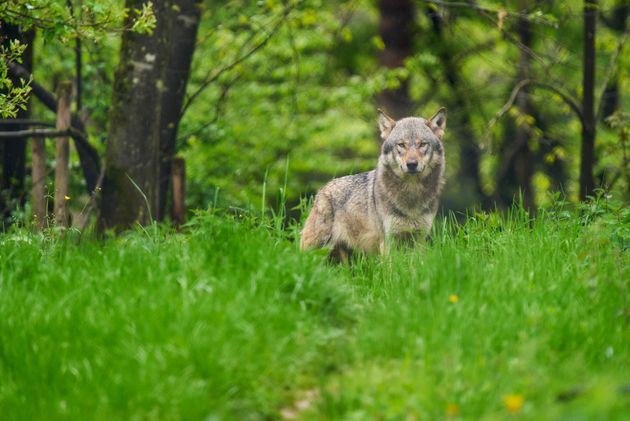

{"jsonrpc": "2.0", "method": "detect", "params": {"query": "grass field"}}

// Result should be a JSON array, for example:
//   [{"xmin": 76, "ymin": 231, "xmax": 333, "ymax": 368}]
[{"xmin": 0, "ymin": 201, "xmax": 628, "ymax": 420}]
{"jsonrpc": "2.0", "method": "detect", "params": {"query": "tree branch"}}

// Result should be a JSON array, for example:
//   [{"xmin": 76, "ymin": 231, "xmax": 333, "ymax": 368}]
[
  {"xmin": 177, "ymin": 73, "xmax": 242, "ymax": 143},
  {"xmin": 422, "ymin": 0, "xmax": 555, "ymax": 25},
  {"xmin": 6, "ymin": 59, "xmax": 57, "ymax": 110},
  {"xmin": 424, "ymin": 0, "xmax": 506, "ymax": 15},
  {"xmin": 2, "ymin": 7, "xmax": 116, "ymax": 32},
  {"xmin": 0, "ymin": 126, "xmax": 86, "ymax": 139},
  {"xmin": 487, "ymin": 79, "xmax": 583, "ymax": 135},
  {"xmin": 0, "ymin": 129, "xmax": 71, "ymax": 139},
  {"xmin": 180, "ymin": 4, "xmax": 293, "ymax": 117},
  {"xmin": 0, "ymin": 119, "xmax": 54, "ymax": 127},
  {"xmin": 424, "ymin": 0, "xmax": 554, "ymax": 67},
  {"xmin": 453, "ymin": 37, "xmax": 498, "ymax": 64}
]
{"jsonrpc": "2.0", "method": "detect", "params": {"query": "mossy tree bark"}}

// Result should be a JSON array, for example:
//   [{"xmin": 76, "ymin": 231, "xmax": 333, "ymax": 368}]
[{"xmin": 99, "ymin": 0, "xmax": 201, "ymax": 231}]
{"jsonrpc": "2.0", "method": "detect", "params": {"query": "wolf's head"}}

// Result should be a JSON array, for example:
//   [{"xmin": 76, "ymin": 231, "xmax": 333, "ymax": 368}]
[{"xmin": 377, "ymin": 108, "xmax": 447, "ymax": 177}]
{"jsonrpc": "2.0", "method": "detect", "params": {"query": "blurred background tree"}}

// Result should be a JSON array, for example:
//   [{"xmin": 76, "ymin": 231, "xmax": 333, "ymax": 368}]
[{"xmin": 0, "ymin": 0, "xmax": 628, "ymax": 230}]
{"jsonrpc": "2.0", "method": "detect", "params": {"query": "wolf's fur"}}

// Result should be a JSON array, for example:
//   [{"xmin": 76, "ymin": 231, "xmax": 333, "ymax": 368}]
[{"xmin": 300, "ymin": 108, "xmax": 447, "ymax": 261}]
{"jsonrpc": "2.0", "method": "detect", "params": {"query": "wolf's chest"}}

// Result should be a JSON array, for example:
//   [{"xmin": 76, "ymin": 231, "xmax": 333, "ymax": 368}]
[{"xmin": 382, "ymin": 205, "xmax": 434, "ymax": 236}]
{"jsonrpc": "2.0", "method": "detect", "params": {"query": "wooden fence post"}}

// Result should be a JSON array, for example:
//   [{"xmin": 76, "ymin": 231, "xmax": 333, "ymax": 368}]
[
  {"xmin": 54, "ymin": 81, "xmax": 72, "ymax": 228},
  {"xmin": 31, "ymin": 136, "xmax": 46, "ymax": 230},
  {"xmin": 171, "ymin": 157, "xmax": 186, "ymax": 226}
]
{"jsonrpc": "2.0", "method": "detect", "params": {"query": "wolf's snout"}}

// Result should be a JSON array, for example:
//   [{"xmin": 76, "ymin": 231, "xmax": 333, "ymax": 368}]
[{"xmin": 406, "ymin": 160, "xmax": 419, "ymax": 171}]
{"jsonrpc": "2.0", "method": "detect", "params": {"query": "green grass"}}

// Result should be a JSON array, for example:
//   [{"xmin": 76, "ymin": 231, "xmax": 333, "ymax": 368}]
[{"xmin": 0, "ymin": 204, "xmax": 628, "ymax": 420}]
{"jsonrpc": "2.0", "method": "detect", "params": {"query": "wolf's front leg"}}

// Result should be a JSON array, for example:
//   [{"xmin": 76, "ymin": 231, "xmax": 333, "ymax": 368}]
[
  {"xmin": 379, "ymin": 228, "xmax": 392, "ymax": 256},
  {"xmin": 379, "ymin": 217, "xmax": 392, "ymax": 256},
  {"xmin": 329, "ymin": 244, "xmax": 351, "ymax": 264}
]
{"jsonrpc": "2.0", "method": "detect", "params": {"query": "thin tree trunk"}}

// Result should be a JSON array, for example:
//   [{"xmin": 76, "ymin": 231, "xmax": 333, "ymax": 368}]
[
  {"xmin": 0, "ymin": 23, "xmax": 34, "ymax": 224},
  {"xmin": 500, "ymin": 0, "xmax": 535, "ymax": 211},
  {"xmin": 54, "ymin": 82, "xmax": 72, "ymax": 228},
  {"xmin": 157, "ymin": 0, "xmax": 201, "ymax": 221},
  {"xmin": 580, "ymin": 0, "xmax": 597, "ymax": 200},
  {"xmin": 377, "ymin": 0, "xmax": 414, "ymax": 119},
  {"xmin": 67, "ymin": 0, "xmax": 83, "ymax": 111}
]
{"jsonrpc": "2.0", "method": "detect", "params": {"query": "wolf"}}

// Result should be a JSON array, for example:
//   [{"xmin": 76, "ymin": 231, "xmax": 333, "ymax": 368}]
[{"xmin": 300, "ymin": 107, "xmax": 447, "ymax": 262}]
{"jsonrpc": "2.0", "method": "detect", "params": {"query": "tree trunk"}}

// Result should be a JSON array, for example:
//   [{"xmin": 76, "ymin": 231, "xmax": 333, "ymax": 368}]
[
  {"xmin": 499, "ymin": 0, "xmax": 535, "ymax": 211},
  {"xmin": 99, "ymin": 0, "xmax": 200, "ymax": 231},
  {"xmin": 99, "ymin": 0, "xmax": 168, "ymax": 230},
  {"xmin": 580, "ymin": 0, "xmax": 597, "ymax": 200},
  {"xmin": 0, "ymin": 23, "xmax": 34, "ymax": 225},
  {"xmin": 377, "ymin": 0, "xmax": 414, "ymax": 119},
  {"xmin": 157, "ymin": 0, "xmax": 201, "ymax": 221}
]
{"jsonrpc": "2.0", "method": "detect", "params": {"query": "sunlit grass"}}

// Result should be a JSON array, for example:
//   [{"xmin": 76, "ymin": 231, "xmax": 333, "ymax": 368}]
[{"xmin": 0, "ymin": 203, "xmax": 628, "ymax": 419}]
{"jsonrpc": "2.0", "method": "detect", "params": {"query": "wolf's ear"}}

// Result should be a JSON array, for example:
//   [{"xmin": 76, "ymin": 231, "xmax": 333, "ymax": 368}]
[
  {"xmin": 427, "ymin": 107, "xmax": 447, "ymax": 139},
  {"xmin": 378, "ymin": 109, "xmax": 396, "ymax": 140}
]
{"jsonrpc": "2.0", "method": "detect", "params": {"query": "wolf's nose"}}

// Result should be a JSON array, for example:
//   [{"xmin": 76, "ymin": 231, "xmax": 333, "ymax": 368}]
[{"xmin": 406, "ymin": 161, "xmax": 418, "ymax": 171}]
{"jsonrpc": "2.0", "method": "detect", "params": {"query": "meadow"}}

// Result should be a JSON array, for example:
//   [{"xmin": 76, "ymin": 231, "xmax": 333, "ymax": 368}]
[{"xmin": 0, "ymin": 199, "xmax": 628, "ymax": 420}]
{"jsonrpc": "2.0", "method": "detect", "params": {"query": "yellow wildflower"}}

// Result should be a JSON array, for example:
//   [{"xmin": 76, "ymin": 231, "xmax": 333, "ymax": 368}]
[
  {"xmin": 448, "ymin": 294, "xmax": 459, "ymax": 304},
  {"xmin": 445, "ymin": 403, "xmax": 460, "ymax": 416},
  {"xmin": 503, "ymin": 394, "xmax": 524, "ymax": 413}
]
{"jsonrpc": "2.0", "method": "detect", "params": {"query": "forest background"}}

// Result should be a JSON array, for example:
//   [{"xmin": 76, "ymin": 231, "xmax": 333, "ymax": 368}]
[{"xmin": 0, "ymin": 0, "xmax": 628, "ymax": 229}]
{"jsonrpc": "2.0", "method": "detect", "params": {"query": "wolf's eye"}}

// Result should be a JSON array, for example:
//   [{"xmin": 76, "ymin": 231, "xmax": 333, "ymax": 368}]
[
  {"xmin": 397, "ymin": 143, "xmax": 405, "ymax": 148},
  {"xmin": 420, "ymin": 142, "xmax": 429, "ymax": 148}
]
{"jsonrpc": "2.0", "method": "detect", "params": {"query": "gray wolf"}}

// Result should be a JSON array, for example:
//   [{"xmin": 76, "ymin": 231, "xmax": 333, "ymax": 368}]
[{"xmin": 300, "ymin": 108, "xmax": 447, "ymax": 262}]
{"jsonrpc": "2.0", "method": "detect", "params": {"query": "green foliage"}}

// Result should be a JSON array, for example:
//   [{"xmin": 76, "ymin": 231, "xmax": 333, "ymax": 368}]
[
  {"xmin": 0, "ymin": 0, "xmax": 156, "ymax": 41},
  {"xmin": 177, "ymin": 0, "xmax": 630, "ymax": 212},
  {"xmin": 181, "ymin": 0, "xmax": 383, "ymax": 209},
  {"xmin": 603, "ymin": 111, "xmax": 630, "ymax": 196},
  {"xmin": 0, "ymin": 39, "xmax": 31, "ymax": 118},
  {"xmin": 129, "ymin": 1, "xmax": 156, "ymax": 34},
  {"xmin": 2, "ymin": 0, "xmax": 629, "ymax": 221},
  {"xmin": 0, "ymin": 0, "xmax": 154, "ymax": 123},
  {"xmin": 0, "ymin": 206, "xmax": 628, "ymax": 418}
]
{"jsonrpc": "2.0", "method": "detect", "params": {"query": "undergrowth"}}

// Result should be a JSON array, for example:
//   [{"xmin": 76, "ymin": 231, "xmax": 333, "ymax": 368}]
[{"xmin": 0, "ymin": 196, "xmax": 628, "ymax": 419}]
